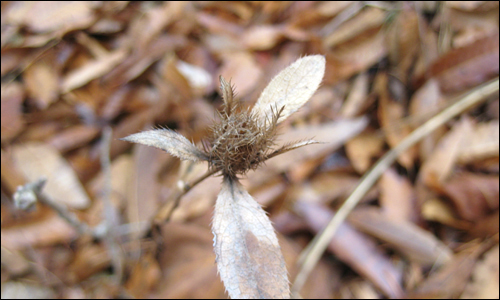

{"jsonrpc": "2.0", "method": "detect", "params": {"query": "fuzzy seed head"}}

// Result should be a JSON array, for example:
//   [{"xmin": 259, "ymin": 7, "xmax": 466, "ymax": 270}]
[{"xmin": 207, "ymin": 107, "xmax": 281, "ymax": 177}]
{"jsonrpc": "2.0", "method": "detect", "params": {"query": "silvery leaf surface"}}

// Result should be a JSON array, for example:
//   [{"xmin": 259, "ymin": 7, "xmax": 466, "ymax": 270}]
[
  {"xmin": 252, "ymin": 55, "xmax": 325, "ymax": 125},
  {"xmin": 212, "ymin": 177, "xmax": 289, "ymax": 299},
  {"xmin": 120, "ymin": 129, "xmax": 208, "ymax": 162}
]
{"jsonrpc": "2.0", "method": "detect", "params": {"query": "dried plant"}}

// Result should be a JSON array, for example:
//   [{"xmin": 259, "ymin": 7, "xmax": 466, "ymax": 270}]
[{"xmin": 121, "ymin": 55, "xmax": 325, "ymax": 298}]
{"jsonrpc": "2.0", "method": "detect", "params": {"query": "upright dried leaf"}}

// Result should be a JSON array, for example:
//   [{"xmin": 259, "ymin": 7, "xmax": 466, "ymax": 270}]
[
  {"xmin": 219, "ymin": 76, "xmax": 237, "ymax": 115},
  {"xmin": 212, "ymin": 177, "xmax": 289, "ymax": 299},
  {"xmin": 252, "ymin": 55, "xmax": 325, "ymax": 125},
  {"xmin": 120, "ymin": 129, "xmax": 208, "ymax": 162}
]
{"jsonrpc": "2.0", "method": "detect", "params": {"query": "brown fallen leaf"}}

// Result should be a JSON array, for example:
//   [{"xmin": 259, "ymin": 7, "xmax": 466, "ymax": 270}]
[
  {"xmin": 48, "ymin": 125, "xmax": 100, "ymax": 153},
  {"xmin": 23, "ymin": 59, "xmax": 59, "ymax": 109},
  {"xmin": 429, "ymin": 32, "xmax": 499, "ymax": 93},
  {"xmin": 323, "ymin": 7, "xmax": 386, "ymax": 48},
  {"xmin": 0, "ymin": 248, "xmax": 31, "ymax": 276},
  {"xmin": 125, "ymin": 253, "xmax": 161, "ymax": 299},
  {"xmin": 410, "ymin": 242, "xmax": 487, "ymax": 298},
  {"xmin": 295, "ymin": 201, "xmax": 404, "ymax": 298},
  {"xmin": 242, "ymin": 25, "xmax": 284, "ymax": 50},
  {"xmin": 11, "ymin": 143, "xmax": 91, "ymax": 209},
  {"xmin": 261, "ymin": 117, "xmax": 369, "ymax": 174},
  {"xmin": 126, "ymin": 140, "xmax": 170, "ymax": 237},
  {"xmin": 1, "ymin": 211, "xmax": 76, "ymax": 251},
  {"xmin": 420, "ymin": 117, "xmax": 473, "ymax": 188},
  {"xmin": 409, "ymin": 79, "xmax": 446, "ymax": 161},
  {"xmin": 1, "ymin": 82, "xmax": 25, "ymax": 143},
  {"xmin": 421, "ymin": 198, "xmax": 472, "ymax": 230},
  {"xmin": 468, "ymin": 211, "xmax": 499, "ymax": 238},
  {"xmin": 219, "ymin": 52, "xmax": 263, "ymax": 98},
  {"xmin": 67, "ymin": 243, "xmax": 110, "ymax": 284},
  {"xmin": 376, "ymin": 72, "xmax": 416, "ymax": 169},
  {"xmin": 61, "ymin": 49, "xmax": 128, "ymax": 93},
  {"xmin": 6, "ymin": 2, "xmax": 95, "ymax": 33},
  {"xmin": 340, "ymin": 72, "xmax": 370, "ymax": 118},
  {"xmin": 441, "ymin": 172, "xmax": 499, "ymax": 221},
  {"xmin": 457, "ymin": 120, "xmax": 499, "ymax": 164},
  {"xmin": 379, "ymin": 168, "xmax": 417, "ymax": 223},
  {"xmin": 462, "ymin": 244, "xmax": 499, "ymax": 299},
  {"xmin": 345, "ymin": 132, "xmax": 385, "ymax": 174},
  {"xmin": 386, "ymin": 4, "xmax": 420, "ymax": 83},
  {"xmin": 324, "ymin": 28, "xmax": 387, "ymax": 84},
  {"xmin": 156, "ymin": 222, "xmax": 225, "ymax": 299},
  {"xmin": 348, "ymin": 207, "xmax": 452, "ymax": 267}
]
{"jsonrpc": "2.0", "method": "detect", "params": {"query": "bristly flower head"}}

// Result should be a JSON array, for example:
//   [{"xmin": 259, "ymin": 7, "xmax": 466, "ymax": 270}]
[
  {"xmin": 206, "ymin": 76, "xmax": 283, "ymax": 177},
  {"xmin": 121, "ymin": 55, "xmax": 325, "ymax": 299}
]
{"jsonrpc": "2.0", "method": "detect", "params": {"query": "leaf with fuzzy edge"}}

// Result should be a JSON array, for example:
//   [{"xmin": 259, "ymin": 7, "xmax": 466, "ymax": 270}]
[
  {"xmin": 219, "ymin": 76, "xmax": 237, "ymax": 116},
  {"xmin": 213, "ymin": 177, "xmax": 289, "ymax": 299},
  {"xmin": 266, "ymin": 140, "xmax": 321, "ymax": 160},
  {"xmin": 120, "ymin": 129, "xmax": 208, "ymax": 162},
  {"xmin": 252, "ymin": 55, "xmax": 325, "ymax": 125}
]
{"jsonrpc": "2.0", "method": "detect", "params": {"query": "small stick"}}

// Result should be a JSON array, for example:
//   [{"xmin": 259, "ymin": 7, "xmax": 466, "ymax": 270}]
[
  {"xmin": 14, "ymin": 178, "xmax": 93, "ymax": 236},
  {"xmin": 153, "ymin": 168, "xmax": 218, "ymax": 224}
]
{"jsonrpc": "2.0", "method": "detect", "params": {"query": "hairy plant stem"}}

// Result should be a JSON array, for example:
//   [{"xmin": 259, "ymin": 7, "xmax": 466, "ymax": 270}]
[{"xmin": 154, "ymin": 168, "xmax": 218, "ymax": 224}]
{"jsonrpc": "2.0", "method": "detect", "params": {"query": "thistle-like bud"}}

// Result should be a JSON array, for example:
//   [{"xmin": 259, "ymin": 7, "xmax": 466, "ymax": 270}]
[{"xmin": 207, "ymin": 76, "xmax": 283, "ymax": 177}]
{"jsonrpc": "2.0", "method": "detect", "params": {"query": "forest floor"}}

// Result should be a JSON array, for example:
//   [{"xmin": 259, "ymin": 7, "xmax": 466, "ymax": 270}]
[{"xmin": 1, "ymin": 2, "xmax": 499, "ymax": 299}]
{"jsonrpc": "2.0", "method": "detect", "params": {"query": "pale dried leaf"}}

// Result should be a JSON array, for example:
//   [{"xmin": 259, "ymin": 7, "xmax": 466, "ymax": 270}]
[
  {"xmin": 462, "ymin": 245, "xmax": 499, "ymax": 299},
  {"xmin": 252, "ymin": 55, "xmax": 325, "ymax": 125},
  {"xmin": 176, "ymin": 60, "xmax": 212, "ymax": 95},
  {"xmin": 323, "ymin": 7, "xmax": 386, "ymax": 48},
  {"xmin": 6, "ymin": 2, "xmax": 95, "ymax": 33},
  {"xmin": 61, "ymin": 49, "xmax": 127, "ymax": 93},
  {"xmin": 213, "ymin": 177, "xmax": 289, "ymax": 299},
  {"xmin": 120, "ymin": 129, "xmax": 208, "ymax": 162},
  {"xmin": 1, "ymin": 82, "xmax": 25, "ymax": 142},
  {"xmin": 242, "ymin": 25, "xmax": 283, "ymax": 50},
  {"xmin": 11, "ymin": 143, "xmax": 90, "ymax": 209},
  {"xmin": 23, "ymin": 60, "xmax": 59, "ymax": 109},
  {"xmin": 340, "ymin": 72, "xmax": 370, "ymax": 118},
  {"xmin": 1, "ymin": 282, "xmax": 55, "ymax": 299},
  {"xmin": 420, "ymin": 117, "xmax": 473, "ymax": 186},
  {"xmin": 379, "ymin": 168, "xmax": 416, "ymax": 223},
  {"xmin": 345, "ymin": 133, "xmax": 385, "ymax": 173},
  {"xmin": 1, "ymin": 213, "xmax": 77, "ymax": 250},
  {"xmin": 458, "ymin": 120, "xmax": 499, "ymax": 163}
]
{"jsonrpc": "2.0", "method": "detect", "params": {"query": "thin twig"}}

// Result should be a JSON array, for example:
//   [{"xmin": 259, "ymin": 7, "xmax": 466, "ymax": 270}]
[
  {"xmin": 13, "ymin": 178, "xmax": 94, "ymax": 236},
  {"xmin": 291, "ymin": 78, "xmax": 499, "ymax": 297},
  {"xmin": 153, "ymin": 168, "xmax": 218, "ymax": 224}
]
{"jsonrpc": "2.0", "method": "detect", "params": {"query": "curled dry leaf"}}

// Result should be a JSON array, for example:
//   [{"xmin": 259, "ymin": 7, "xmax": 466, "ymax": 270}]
[
  {"xmin": 252, "ymin": 55, "xmax": 326, "ymax": 125},
  {"xmin": 120, "ymin": 129, "xmax": 208, "ymax": 162},
  {"xmin": 212, "ymin": 177, "xmax": 289, "ymax": 299}
]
